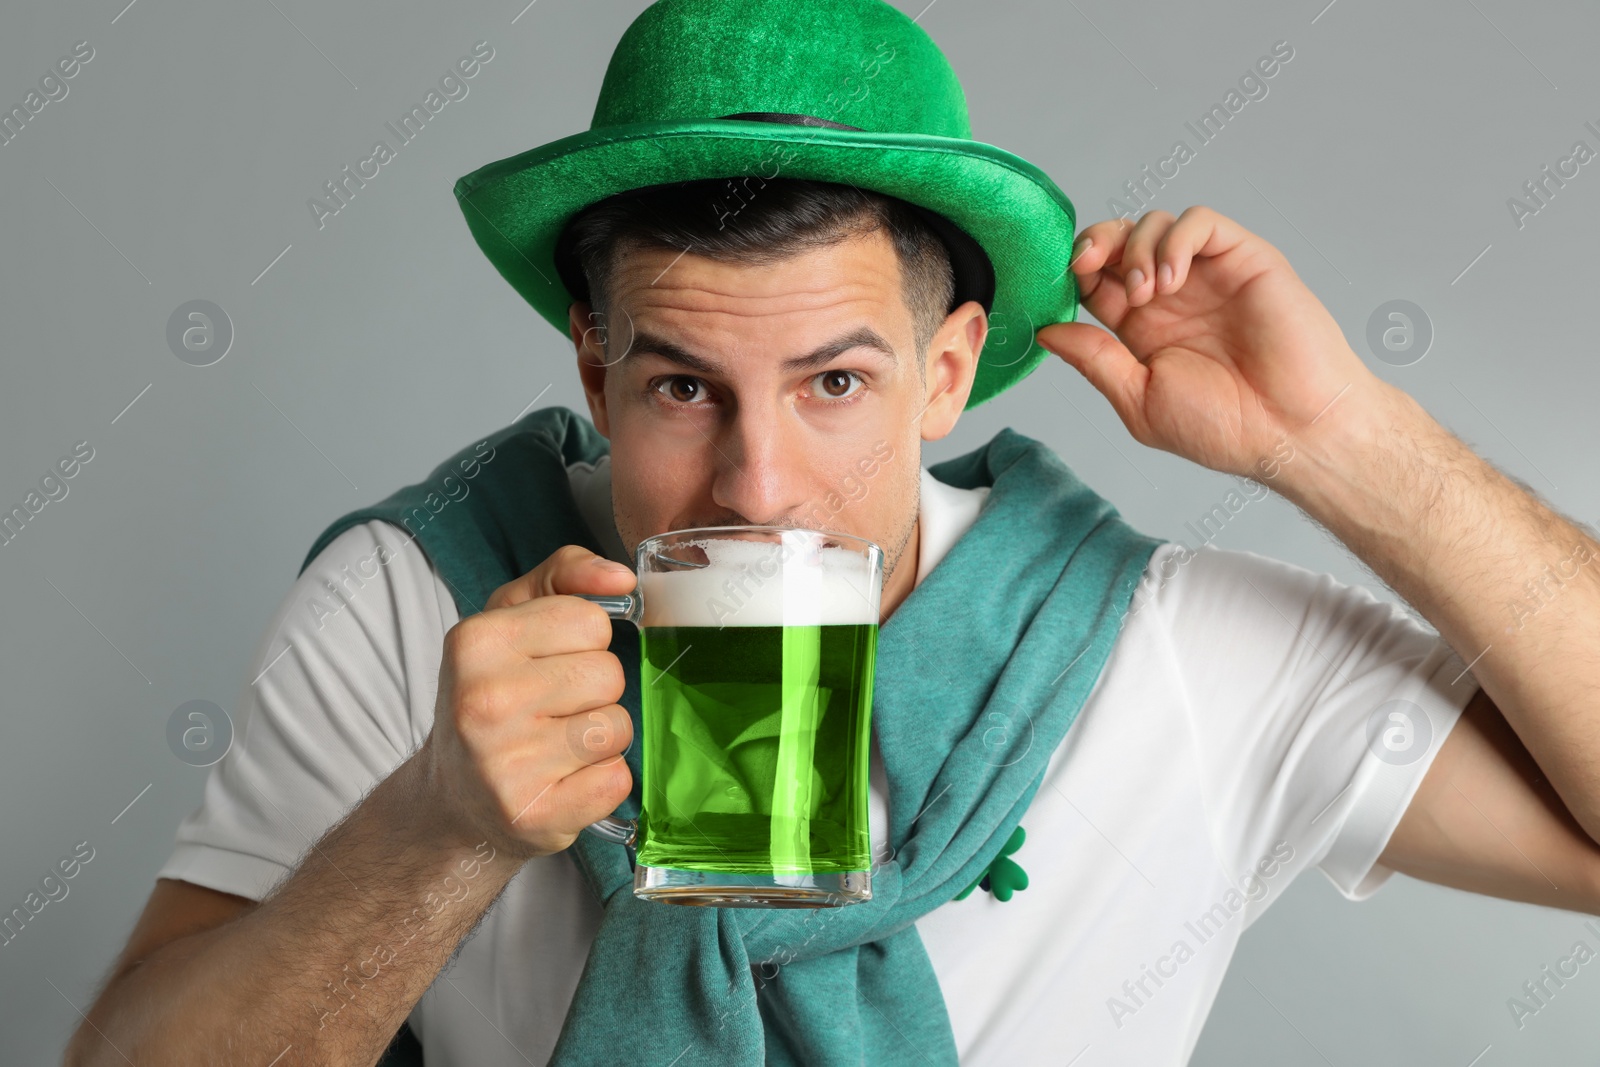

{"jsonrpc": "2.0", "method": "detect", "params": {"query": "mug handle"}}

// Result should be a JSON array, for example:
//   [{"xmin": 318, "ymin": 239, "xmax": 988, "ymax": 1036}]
[
  {"xmin": 573, "ymin": 592, "xmax": 642, "ymax": 625},
  {"xmin": 572, "ymin": 592, "xmax": 643, "ymax": 848}
]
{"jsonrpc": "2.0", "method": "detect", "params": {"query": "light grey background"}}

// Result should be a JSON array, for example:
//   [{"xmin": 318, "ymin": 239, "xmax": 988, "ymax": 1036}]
[{"xmin": 1, "ymin": 0, "xmax": 1595, "ymax": 1063}]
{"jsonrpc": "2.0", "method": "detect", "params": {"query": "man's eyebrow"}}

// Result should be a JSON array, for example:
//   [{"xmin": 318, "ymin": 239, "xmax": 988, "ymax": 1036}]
[{"xmin": 626, "ymin": 326, "xmax": 898, "ymax": 373}]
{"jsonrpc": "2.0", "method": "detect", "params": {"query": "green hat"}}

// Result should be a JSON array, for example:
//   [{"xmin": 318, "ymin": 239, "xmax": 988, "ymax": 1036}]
[{"xmin": 452, "ymin": 0, "xmax": 1080, "ymax": 409}]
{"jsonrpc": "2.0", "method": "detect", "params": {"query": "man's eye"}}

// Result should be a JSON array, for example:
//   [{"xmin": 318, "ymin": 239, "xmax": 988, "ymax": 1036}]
[
  {"xmin": 656, "ymin": 376, "xmax": 710, "ymax": 404},
  {"xmin": 812, "ymin": 370, "xmax": 862, "ymax": 400}
]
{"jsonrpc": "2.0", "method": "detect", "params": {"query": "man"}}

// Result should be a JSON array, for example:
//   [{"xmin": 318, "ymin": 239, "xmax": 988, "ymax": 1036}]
[{"xmin": 67, "ymin": 1, "xmax": 1600, "ymax": 1065}]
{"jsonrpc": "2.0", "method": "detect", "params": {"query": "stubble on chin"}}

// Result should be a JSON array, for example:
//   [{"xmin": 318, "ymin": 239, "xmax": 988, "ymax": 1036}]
[{"xmin": 880, "ymin": 481, "xmax": 920, "ymax": 588}]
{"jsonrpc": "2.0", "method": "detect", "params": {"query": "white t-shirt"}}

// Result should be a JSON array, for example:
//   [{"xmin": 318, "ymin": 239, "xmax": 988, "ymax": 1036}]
[{"xmin": 159, "ymin": 455, "xmax": 1478, "ymax": 1066}]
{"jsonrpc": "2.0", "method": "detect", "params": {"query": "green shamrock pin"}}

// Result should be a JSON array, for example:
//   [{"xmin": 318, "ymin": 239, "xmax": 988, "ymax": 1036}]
[{"xmin": 954, "ymin": 824, "xmax": 1029, "ymax": 902}]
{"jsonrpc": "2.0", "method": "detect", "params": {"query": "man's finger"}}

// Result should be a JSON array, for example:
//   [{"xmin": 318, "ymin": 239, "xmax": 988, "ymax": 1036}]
[
  {"xmin": 1152, "ymin": 206, "xmax": 1253, "ymax": 296},
  {"xmin": 485, "ymin": 544, "xmax": 636, "ymax": 611},
  {"xmin": 444, "ymin": 597, "xmax": 616, "ymax": 680},
  {"xmin": 1035, "ymin": 321, "xmax": 1151, "ymax": 441},
  {"xmin": 543, "ymin": 701, "xmax": 635, "ymax": 775},
  {"xmin": 1119, "ymin": 210, "xmax": 1179, "ymax": 307},
  {"xmin": 1071, "ymin": 216, "xmax": 1137, "ymax": 277},
  {"xmin": 1069, "ymin": 216, "xmax": 1143, "ymax": 326}
]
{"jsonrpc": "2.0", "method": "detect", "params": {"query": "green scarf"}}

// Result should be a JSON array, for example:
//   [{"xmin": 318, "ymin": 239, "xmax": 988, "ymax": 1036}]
[{"xmin": 302, "ymin": 406, "xmax": 1161, "ymax": 1065}]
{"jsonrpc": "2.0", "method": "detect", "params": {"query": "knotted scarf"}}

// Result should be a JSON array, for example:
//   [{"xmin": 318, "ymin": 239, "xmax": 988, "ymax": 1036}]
[{"xmin": 302, "ymin": 406, "xmax": 1161, "ymax": 1065}]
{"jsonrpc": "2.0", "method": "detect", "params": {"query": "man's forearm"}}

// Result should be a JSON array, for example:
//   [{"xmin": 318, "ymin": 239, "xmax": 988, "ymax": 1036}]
[
  {"xmin": 70, "ymin": 751, "xmax": 523, "ymax": 1067},
  {"xmin": 1279, "ymin": 377, "xmax": 1600, "ymax": 838}
]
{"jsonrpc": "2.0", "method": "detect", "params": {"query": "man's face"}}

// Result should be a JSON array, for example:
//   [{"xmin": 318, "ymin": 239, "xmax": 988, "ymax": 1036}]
[{"xmin": 571, "ymin": 226, "xmax": 984, "ymax": 592}]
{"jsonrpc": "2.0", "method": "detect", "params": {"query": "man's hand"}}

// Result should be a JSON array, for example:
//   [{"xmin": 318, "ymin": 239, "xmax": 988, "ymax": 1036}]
[
  {"xmin": 1036, "ymin": 205, "xmax": 1376, "ymax": 479},
  {"xmin": 69, "ymin": 544, "xmax": 641, "ymax": 1066},
  {"xmin": 1038, "ymin": 206, "xmax": 1600, "ymax": 906},
  {"xmin": 421, "ymin": 545, "xmax": 639, "ymax": 862}
]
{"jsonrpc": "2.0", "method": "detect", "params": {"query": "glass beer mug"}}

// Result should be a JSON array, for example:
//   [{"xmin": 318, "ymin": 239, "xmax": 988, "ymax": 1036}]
[{"xmin": 577, "ymin": 526, "xmax": 883, "ymax": 908}]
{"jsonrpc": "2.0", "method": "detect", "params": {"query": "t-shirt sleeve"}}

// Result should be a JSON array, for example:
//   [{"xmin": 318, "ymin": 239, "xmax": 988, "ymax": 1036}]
[
  {"xmin": 1144, "ymin": 543, "xmax": 1480, "ymax": 904},
  {"xmin": 157, "ymin": 520, "xmax": 455, "ymax": 901}
]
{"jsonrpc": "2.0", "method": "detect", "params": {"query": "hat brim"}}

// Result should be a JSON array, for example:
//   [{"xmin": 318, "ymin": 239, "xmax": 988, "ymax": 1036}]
[{"xmin": 453, "ymin": 119, "xmax": 1079, "ymax": 409}]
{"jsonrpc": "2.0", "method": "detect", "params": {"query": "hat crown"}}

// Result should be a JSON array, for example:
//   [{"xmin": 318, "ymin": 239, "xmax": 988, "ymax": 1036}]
[{"xmin": 591, "ymin": 0, "xmax": 972, "ymax": 139}]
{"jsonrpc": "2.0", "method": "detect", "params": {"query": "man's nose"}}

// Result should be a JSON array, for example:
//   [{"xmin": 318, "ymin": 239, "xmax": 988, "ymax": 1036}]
[{"xmin": 709, "ymin": 412, "xmax": 812, "ymax": 526}]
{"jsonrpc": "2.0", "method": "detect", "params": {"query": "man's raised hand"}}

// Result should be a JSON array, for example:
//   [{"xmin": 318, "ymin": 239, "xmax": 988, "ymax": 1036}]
[{"xmin": 1036, "ymin": 205, "xmax": 1379, "ymax": 484}]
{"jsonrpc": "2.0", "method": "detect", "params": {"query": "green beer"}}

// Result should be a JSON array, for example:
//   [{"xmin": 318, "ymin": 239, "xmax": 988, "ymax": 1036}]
[
  {"xmin": 637, "ymin": 622, "xmax": 877, "ymax": 875},
  {"xmin": 578, "ymin": 526, "xmax": 884, "ymax": 905}
]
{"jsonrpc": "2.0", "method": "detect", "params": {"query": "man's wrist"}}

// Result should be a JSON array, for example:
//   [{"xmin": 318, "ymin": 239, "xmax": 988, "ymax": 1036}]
[
  {"xmin": 381, "ymin": 744, "xmax": 526, "ymax": 880},
  {"xmin": 1276, "ymin": 373, "xmax": 1455, "ymax": 543}
]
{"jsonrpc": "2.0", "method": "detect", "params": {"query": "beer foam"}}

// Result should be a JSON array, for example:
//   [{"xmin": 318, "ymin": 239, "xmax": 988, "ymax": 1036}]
[{"xmin": 640, "ymin": 536, "xmax": 879, "ymax": 628}]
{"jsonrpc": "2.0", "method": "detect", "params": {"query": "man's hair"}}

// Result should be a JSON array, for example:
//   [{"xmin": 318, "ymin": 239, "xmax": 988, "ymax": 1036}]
[{"xmin": 556, "ymin": 177, "xmax": 957, "ymax": 364}]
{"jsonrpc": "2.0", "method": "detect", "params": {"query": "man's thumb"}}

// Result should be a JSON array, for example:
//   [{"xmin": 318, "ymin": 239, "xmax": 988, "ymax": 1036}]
[
  {"xmin": 1035, "ymin": 322, "xmax": 1147, "ymax": 427},
  {"xmin": 486, "ymin": 544, "xmax": 635, "ymax": 610}
]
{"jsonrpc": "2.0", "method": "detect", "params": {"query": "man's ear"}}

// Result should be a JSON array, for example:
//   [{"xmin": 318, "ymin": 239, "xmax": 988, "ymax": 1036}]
[
  {"xmin": 570, "ymin": 301, "xmax": 611, "ymax": 436},
  {"xmin": 918, "ymin": 300, "xmax": 985, "ymax": 443}
]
